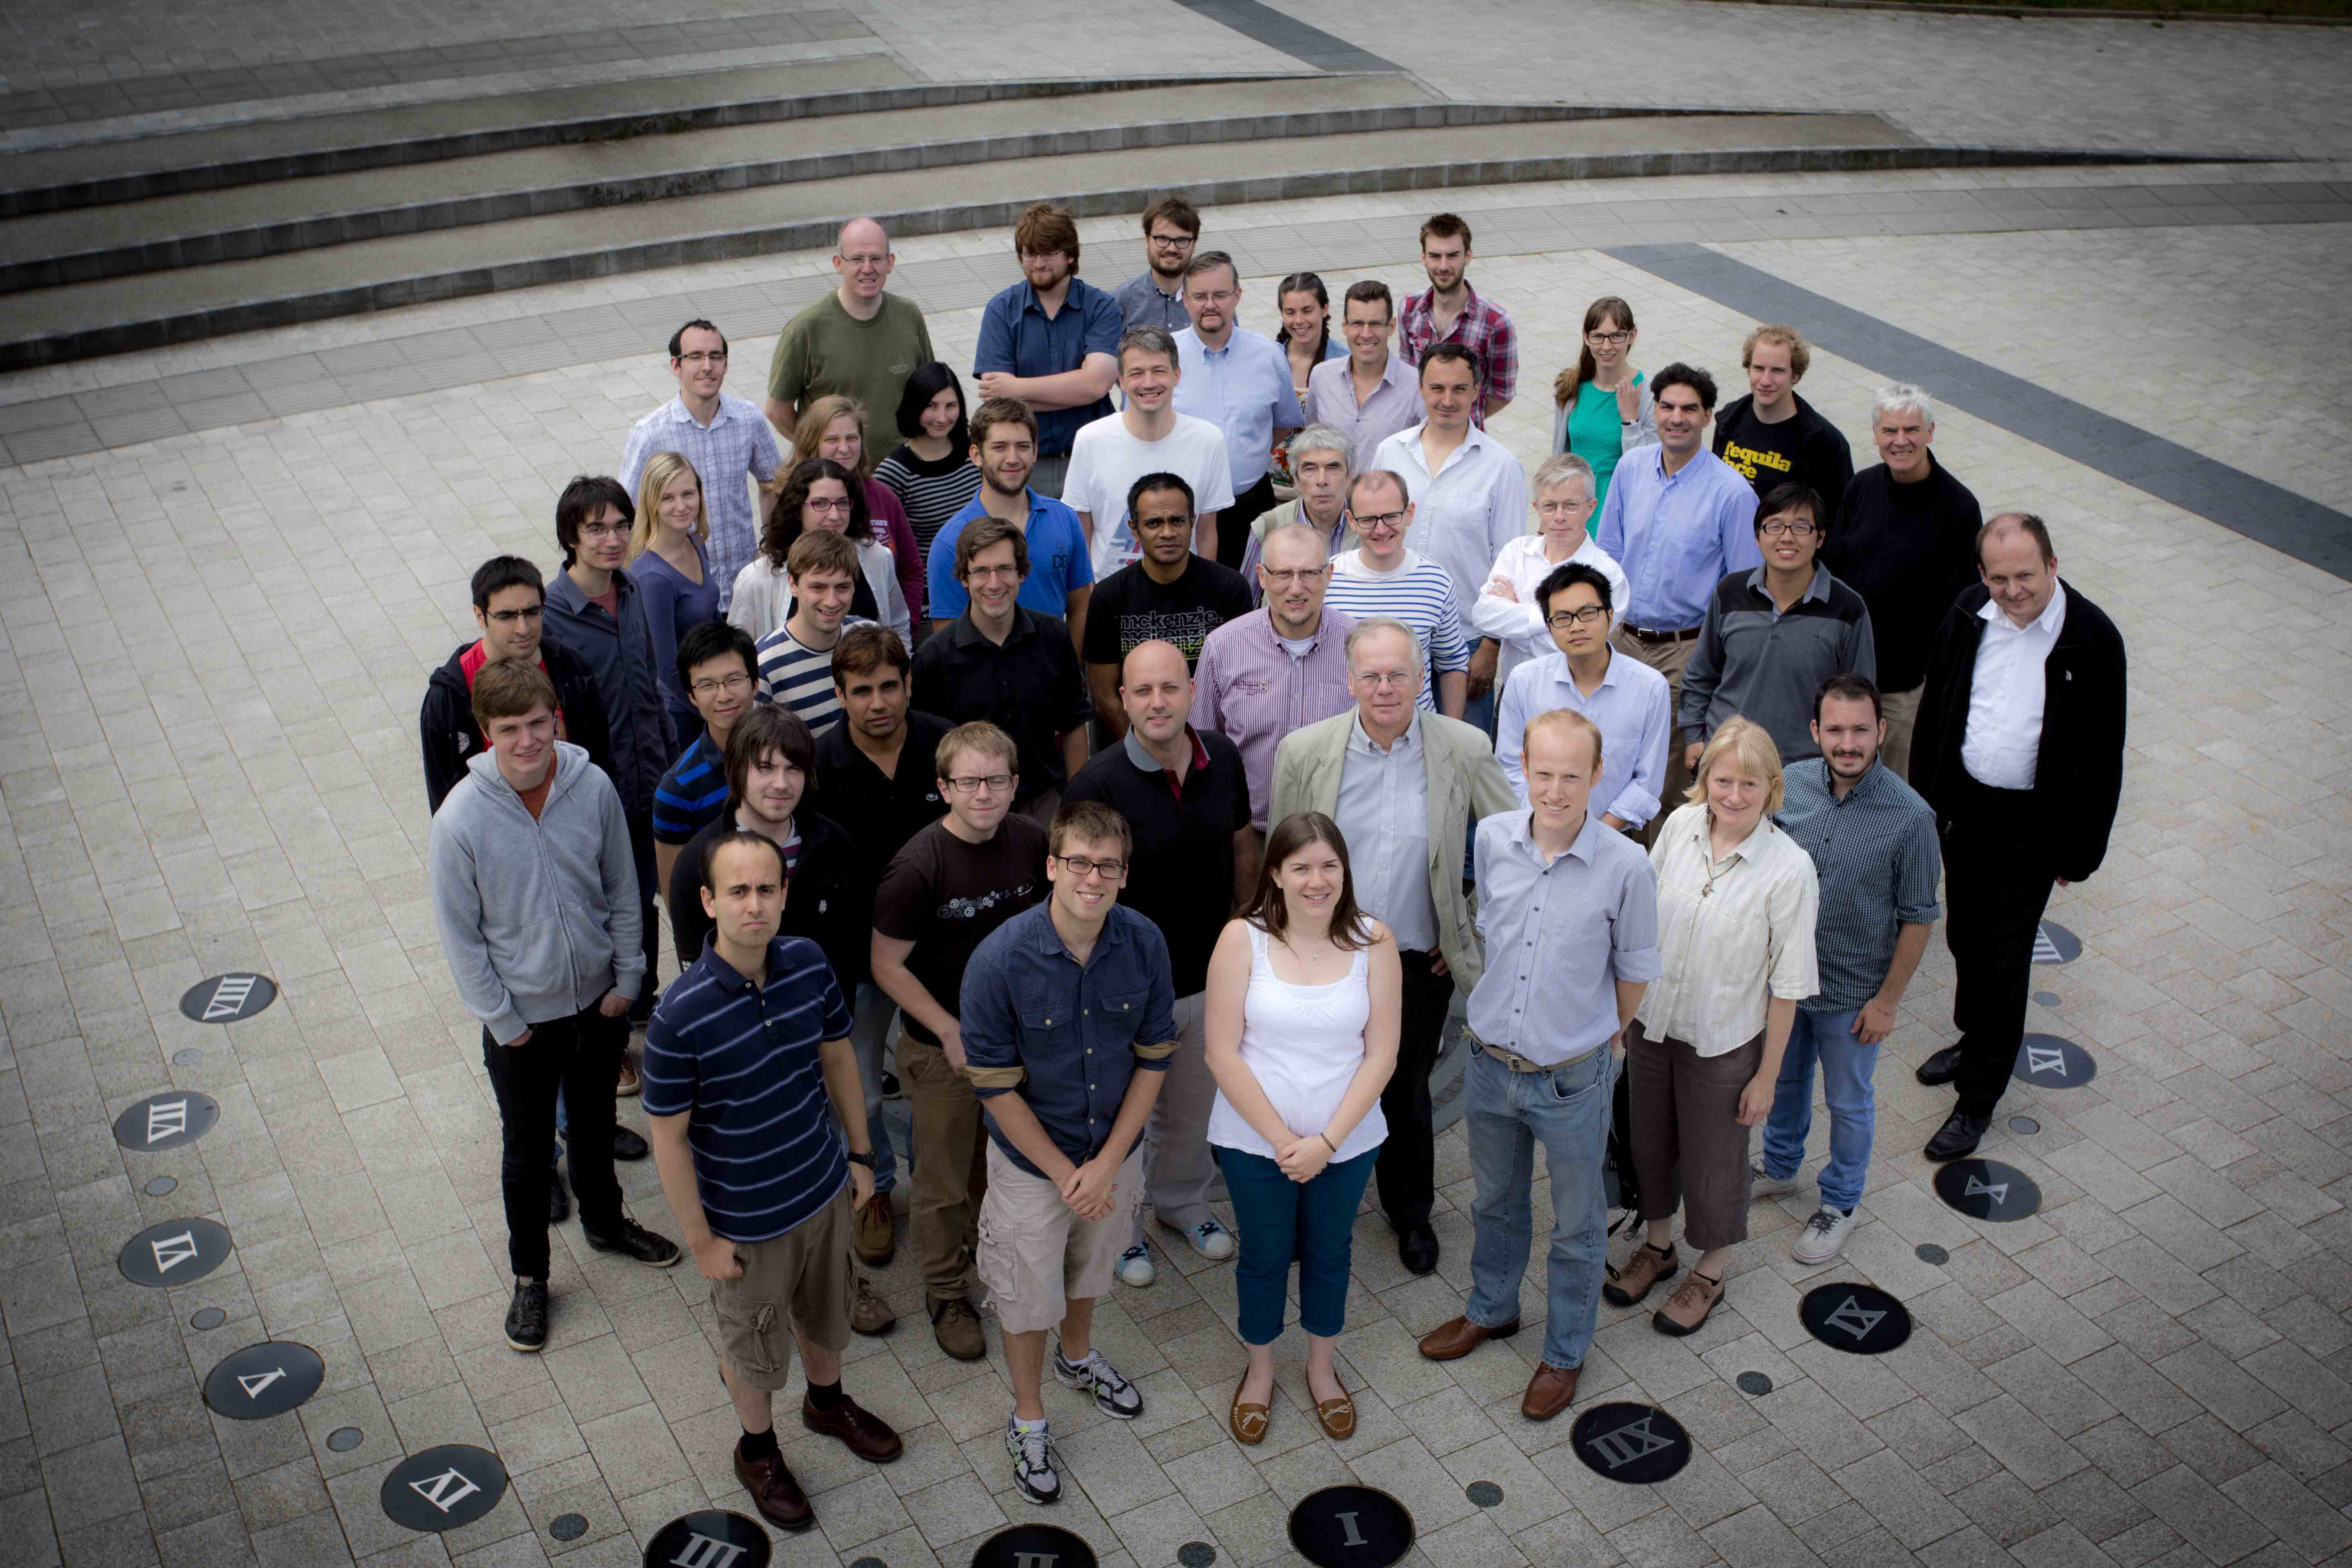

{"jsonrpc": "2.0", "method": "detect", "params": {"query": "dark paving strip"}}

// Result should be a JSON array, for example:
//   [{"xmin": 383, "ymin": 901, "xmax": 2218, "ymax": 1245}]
[
  {"xmin": 1608, "ymin": 240, "xmax": 2352, "ymax": 580},
  {"xmin": 0, "ymin": 10, "xmax": 870, "ymax": 128},
  {"xmin": 1169, "ymin": 0, "xmax": 1400, "ymax": 71},
  {"xmin": 3, "ymin": 180, "xmax": 2343, "ymax": 472}
]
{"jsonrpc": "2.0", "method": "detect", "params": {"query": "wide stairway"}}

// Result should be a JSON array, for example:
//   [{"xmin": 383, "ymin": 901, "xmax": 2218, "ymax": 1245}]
[{"xmin": 0, "ymin": 56, "xmax": 2204, "ymax": 372}]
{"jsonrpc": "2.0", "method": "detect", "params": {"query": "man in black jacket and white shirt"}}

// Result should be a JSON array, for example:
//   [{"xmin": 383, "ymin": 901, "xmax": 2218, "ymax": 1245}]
[
  {"xmin": 420, "ymin": 555, "xmax": 613, "ymax": 817},
  {"xmin": 1909, "ymin": 514, "xmax": 2126, "ymax": 1160}
]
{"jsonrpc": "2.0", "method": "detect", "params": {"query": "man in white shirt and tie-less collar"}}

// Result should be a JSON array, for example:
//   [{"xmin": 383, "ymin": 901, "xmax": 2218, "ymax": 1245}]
[{"xmin": 1908, "ymin": 514, "xmax": 2126, "ymax": 1161}]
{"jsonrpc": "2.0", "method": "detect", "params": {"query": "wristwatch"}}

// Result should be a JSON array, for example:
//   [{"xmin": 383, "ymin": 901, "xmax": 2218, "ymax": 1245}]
[{"xmin": 845, "ymin": 1151, "xmax": 876, "ymax": 1169}]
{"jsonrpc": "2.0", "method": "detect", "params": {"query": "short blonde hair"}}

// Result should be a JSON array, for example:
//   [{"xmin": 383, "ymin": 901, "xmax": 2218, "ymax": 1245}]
[
  {"xmin": 1741, "ymin": 324, "xmax": 1810, "ymax": 381},
  {"xmin": 1686, "ymin": 715, "xmax": 1785, "ymax": 817},
  {"xmin": 1523, "ymin": 708, "xmax": 1601, "ymax": 775},
  {"xmin": 630, "ymin": 451, "xmax": 708, "ymax": 555}
]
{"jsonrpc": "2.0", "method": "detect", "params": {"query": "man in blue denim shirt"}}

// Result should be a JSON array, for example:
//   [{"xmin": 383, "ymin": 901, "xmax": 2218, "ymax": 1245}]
[{"xmin": 960, "ymin": 800, "xmax": 1176, "ymax": 1505}]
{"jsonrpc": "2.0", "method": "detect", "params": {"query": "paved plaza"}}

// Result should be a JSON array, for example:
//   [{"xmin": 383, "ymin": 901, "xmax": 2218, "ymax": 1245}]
[{"xmin": 2, "ymin": 1, "xmax": 2352, "ymax": 1565}]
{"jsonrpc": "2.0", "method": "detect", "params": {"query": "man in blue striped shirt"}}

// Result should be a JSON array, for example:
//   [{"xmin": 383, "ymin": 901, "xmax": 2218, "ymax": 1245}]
[
  {"xmin": 644, "ymin": 832, "xmax": 903, "ymax": 1535},
  {"xmin": 652, "ymin": 620, "xmax": 757, "ymax": 897}
]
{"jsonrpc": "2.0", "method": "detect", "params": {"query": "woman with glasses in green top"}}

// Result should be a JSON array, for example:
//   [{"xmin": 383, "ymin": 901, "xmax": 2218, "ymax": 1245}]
[{"xmin": 1550, "ymin": 296, "xmax": 1657, "ymax": 528}]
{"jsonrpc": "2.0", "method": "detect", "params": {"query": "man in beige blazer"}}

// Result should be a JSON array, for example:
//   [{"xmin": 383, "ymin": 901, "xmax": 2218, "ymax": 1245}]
[{"xmin": 1269, "ymin": 615, "xmax": 1515, "ymax": 1276}]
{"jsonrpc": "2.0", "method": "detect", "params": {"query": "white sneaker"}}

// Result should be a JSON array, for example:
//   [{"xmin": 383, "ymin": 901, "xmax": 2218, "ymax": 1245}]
[
  {"xmin": 1748, "ymin": 1158, "xmax": 1801, "ymax": 1200},
  {"xmin": 1114, "ymin": 1244, "xmax": 1156, "ymax": 1287},
  {"xmin": 1165, "ymin": 1217, "xmax": 1236, "ymax": 1261},
  {"xmin": 1006, "ymin": 1417, "xmax": 1060, "ymax": 1503},
  {"xmin": 1792, "ymin": 1206, "xmax": 1855, "ymax": 1265}
]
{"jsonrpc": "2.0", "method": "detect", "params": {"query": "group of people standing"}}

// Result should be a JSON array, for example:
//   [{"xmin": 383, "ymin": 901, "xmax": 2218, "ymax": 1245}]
[{"xmin": 420, "ymin": 197, "xmax": 2128, "ymax": 1529}]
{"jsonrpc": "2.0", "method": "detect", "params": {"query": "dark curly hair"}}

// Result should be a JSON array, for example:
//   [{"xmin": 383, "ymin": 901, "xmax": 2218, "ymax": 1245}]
[{"xmin": 759, "ymin": 457, "xmax": 871, "ymax": 572}]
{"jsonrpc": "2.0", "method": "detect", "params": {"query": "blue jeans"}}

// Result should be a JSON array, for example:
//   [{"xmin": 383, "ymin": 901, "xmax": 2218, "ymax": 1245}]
[
  {"xmin": 1464, "ymin": 1045, "xmax": 1614, "ymax": 1372},
  {"xmin": 1760, "ymin": 1006, "xmax": 1877, "ymax": 1213},
  {"xmin": 1216, "ymin": 1144, "xmax": 1378, "ymax": 1345},
  {"xmin": 851, "ymin": 983, "xmax": 899, "ymax": 1194}
]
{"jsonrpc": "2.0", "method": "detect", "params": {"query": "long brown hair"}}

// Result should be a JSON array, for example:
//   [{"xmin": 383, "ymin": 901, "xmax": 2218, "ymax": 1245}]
[
  {"xmin": 1551, "ymin": 295, "xmax": 1636, "ymax": 410},
  {"xmin": 1242, "ymin": 811, "xmax": 1373, "ymax": 951}
]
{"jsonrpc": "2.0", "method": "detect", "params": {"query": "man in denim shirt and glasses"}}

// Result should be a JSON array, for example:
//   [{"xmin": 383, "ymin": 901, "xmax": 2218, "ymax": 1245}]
[
  {"xmin": 1419, "ymin": 710, "xmax": 1657, "ymax": 1423},
  {"xmin": 961, "ymin": 800, "xmax": 1176, "ymax": 1504}
]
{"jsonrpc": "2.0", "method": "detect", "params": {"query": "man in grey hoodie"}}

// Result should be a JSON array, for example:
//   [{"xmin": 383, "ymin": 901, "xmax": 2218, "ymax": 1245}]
[{"xmin": 429, "ymin": 659, "xmax": 682, "ymax": 1353}]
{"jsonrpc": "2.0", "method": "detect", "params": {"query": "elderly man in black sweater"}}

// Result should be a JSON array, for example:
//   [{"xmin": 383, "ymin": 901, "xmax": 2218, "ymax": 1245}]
[{"xmin": 1824, "ymin": 384, "xmax": 1983, "ymax": 782}]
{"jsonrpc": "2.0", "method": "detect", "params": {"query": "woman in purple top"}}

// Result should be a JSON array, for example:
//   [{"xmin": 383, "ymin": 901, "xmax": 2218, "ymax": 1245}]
[{"xmin": 630, "ymin": 451, "xmax": 724, "ymax": 742}]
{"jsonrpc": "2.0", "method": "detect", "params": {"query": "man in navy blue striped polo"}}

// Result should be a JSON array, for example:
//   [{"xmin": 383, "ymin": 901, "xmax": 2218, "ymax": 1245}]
[{"xmin": 643, "ymin": 832, "xmax": 904, "ymax": 1535}]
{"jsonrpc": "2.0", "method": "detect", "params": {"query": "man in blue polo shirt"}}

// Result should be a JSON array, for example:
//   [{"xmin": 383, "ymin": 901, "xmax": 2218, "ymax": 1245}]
[
  {"xmin": 973, "ymin": 201, "xmax": 1123, "ymax": 499},
  {"xmin": 651, "ymin": 620, "xmax": 757, "ymax": 897},
  {"xmin": 961, "ymin": 800, "xmax": 1175, "ymax": 1505},
  {"xmin": 644, "ymin": 832, "xmax": 904, "ymax": 1535},
  {"xmin": 928, "ymin": 397, "xmax": 1093, "ymax": 647}
]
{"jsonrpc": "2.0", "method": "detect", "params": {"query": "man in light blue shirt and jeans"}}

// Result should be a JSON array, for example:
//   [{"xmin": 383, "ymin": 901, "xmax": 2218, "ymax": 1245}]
[
  {"xmin": 1595, "ymin": 362, "xmax": 1760, "ymax": 839},
  {"xmin": 1174, "ymin": 250, "xmax": 1304, "ymax": 572},
  {"xmin": 1417, "ymin": 708, "xmax": 1657, "ymax": 1423}
]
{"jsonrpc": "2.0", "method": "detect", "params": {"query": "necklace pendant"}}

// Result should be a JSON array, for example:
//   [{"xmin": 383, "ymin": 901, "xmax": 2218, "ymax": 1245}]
[{"xmin": 1700, "ymin": 884, "xmax": 1712, "ymax": 898}]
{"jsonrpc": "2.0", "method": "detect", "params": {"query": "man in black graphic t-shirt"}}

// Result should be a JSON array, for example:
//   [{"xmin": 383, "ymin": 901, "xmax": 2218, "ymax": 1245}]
[
  {"xmin": 1712, "ymin": 324, "xmax": 1854, "ymax": 532},
  {"xmin": 1081, "ymin": 472, "xmax": 1253, "ymax": 737}
]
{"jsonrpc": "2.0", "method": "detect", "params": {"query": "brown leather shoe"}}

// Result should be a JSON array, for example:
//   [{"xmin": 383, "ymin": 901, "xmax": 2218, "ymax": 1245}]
[
  {"xmin": 930, "ymin": 1296, "xmax": 987, "ymax": 1361},
  {"xmin": 1313, "ymin": 1372, "xmax": 1356, "ymax": 1441},
  {"xmin": 1603, "ymin": 1242, "xmax": 1678, "ymax": 1307},
  {"xmin": 1653, "ymin": 1270, "xmax": 1724, "ymax": 1337},
  {"xmin": 1521, "ymin": 1363, "xmax": 1581, "ymax": 1421},
  {"xmin": 801, "ymin": 1394, "xmax": 904, "ymax": 1462},
  {"xmin": 733, "ymin": 1446, "xmax": 813, "ymax": 1531},
  {"xmin": 1418, "ymin": 1314, "xmax": 1520, "ymax": 1362},
  {"xmin": 850, "ymin": 1276, "xmax": 896, "ymax": 1336},
  {"xmin": 1229, "ymin": 1374, "xmax": 1269, "ymax": 1446},
  {"xmin": 852, "ymin": 1190, "xmax": 895, "ymax": 1265}
]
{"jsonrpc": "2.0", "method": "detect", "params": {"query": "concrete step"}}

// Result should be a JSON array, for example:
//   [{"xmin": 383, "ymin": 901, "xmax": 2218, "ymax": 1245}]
[
  {"xmin": 0, "ymin": 77, "xmax": 1435, "ymax": 291},
  {"xmin": 0, "ymin": 113, "xmax": 2209, "ymax": 372}
]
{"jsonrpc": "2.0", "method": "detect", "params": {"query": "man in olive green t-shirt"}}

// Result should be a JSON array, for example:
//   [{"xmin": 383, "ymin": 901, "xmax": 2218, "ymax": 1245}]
[{"xmin": 764, "ymin": 217, "xmax": 937, "ymax": 444}]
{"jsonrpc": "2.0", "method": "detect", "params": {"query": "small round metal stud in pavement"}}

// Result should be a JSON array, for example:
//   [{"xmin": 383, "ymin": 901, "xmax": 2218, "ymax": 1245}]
[
  {"xmin": 1736, "ymin": 1372, "xmax": 1773, "ymax": 1395},
  {"xmin": 1915, "ymin": 1244, "xmax": 1949, "ymax": 1265},
  {"xmin": 1466, "ymin": 1482, "xmax": 1503, "ymax": 1507}
]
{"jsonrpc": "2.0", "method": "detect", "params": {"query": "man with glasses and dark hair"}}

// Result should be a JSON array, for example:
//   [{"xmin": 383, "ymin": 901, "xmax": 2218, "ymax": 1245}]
[
  {"xmin": 620, "ymin": 319, "xmax": 782, "ymax": 612},
  {"xmin": 1269, "ymin": 617, "xmax": 1514, "ymax": 1276},
  {"xmin": 1080, "ymin": 472, "xmax": 1252, "ymax": 737},
  {"xmin": 927, "ymin": 397, "xmax": 1094, "ymax": 645},
  {"xmin": 652, "ymin": 620, "xmax": 760, "ymax": 896},
  {"xmin": 1678, "ymin": 482, "xmax": 1875, "ymax": 770},
  {"xmin": 1494, "ymin": 561, "xmax": 1671, "ymax": 830},
  {"xmin": 1595, "ymin": 362, "xmax": 1760, "ymax": 832},
  {"xmin": 421, "ymin": 555, "xmax": 613, "ymax": 817},
  {"xmin": 1114, "ymin": 196, "xmax": 1201, "ymax": 334},
  {"xmin": 973, "ymin": 203, "xmax": 1123, "ymax": 498},
  {"xmin": 961, "ymin": 799, "xmax": 1173, "ymax": 1502},
  {"xmin": 546, "ymin": 474, "xmax": 674, "ymax": 1047},
  {"xmin": 1307, "ymin": 279, "xmax": 1421, "ymax": 460},
  {"xmin": 1066, "ymin": 326, "xmax": 1234, "ymax": 579},
  {"xmin": 1173, "ymin": 252, "xmax": 1303, "ymax": 570},
  {"xmin": 871, "ymin": 721, "xmax": 1051, "ymax": 1361},
  {"xmin": 913, "ymin": 517, "xmax": 1090, "ymax": 825}
]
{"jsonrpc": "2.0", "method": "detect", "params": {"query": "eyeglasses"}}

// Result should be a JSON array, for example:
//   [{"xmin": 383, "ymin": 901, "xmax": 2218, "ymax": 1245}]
[
  {"xmin": 1352, "ymin": 670, "xmax": 1417, "ymax": 690},
  {"xmin": 677, "ymin": 351, "xmax": 728, "ymax": 365},
  {"xmin": 577, "ymin": 521, "xmax": 629, "ymax": 539},
  {"xmin": 965, "ymin": 563, "xmax": 1022, "ymax": 581},
  {"xmin": 944, "ymin": 773, "xmax": 1014, "ymax": 795},
  {"xmin": 1056, "ymin": 854, "xmax": 1127, "ymax": 880},
  {"xmin": 1261, "ymin": 568, "xmax": 1327, "ymax": 587},
  {"xmin": 1353, "ymin": 510, "xmax": 1408, "ymax": 531},
  {"xmin": 1547, "ymin": 606, "xmax": 1608, "ymax": 628},
  {"xmin": 805, "ymin": 496, "xmax": 855, "ymax": 514},
  {"xmin": 1586, "ymin": 330, "xmax": 1632, "ymax": 347},
  {"xmin": 1759, "ymin": 519, "xmax": 1819, "ymax": 538},
  {"xmin": 690, "ymin": 672, "xmax": 754, "ymax": 698},
  {"xmin": 1188, "ymin": 289, "xmax": 1239, "ymax": 306},
  {"xmin": 485, "ymin": 606, "xmax": 543, "ymax": 626},
  {"xmin": 1147, "ymin": 232, "xmax": 1196, "ymax": 248}
]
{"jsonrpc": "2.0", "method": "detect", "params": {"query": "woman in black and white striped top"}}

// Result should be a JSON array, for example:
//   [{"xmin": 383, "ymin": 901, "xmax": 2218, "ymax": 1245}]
[{"xmin": 873, "ymin": 363, "xmax": 982, "ymax": 607}]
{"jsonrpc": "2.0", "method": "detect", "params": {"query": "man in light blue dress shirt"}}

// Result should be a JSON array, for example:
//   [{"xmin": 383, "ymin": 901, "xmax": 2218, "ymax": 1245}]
[
  {"xmin": 1594, "ymin": 362, "xmax": 1760, "ymax": 837},
  {"xmin": 1173, "ymin": 250, "xmax": 1304, "ymax": 572},
  {"xmin": 1494, "ymin": 561, "xmax": 1671, "ymax": 831}
]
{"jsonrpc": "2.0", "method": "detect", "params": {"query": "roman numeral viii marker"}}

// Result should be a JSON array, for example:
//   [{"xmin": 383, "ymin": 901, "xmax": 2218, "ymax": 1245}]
[{"xmin": 202, "ymin": 975, "xmax": 257, "ymax": 1021}]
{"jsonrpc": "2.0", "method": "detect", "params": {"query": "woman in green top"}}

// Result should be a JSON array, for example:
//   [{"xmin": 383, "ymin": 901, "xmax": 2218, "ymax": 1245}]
[{"xmin": 1550, "ymin": 295, "xmax": 1658, "ymax": 530}]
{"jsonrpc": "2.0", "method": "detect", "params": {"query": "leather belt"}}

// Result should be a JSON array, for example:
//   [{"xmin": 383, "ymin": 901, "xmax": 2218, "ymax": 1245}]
[
  {"xmin": 1624, "ymin": 624, "xmax": 1701, "ymax": 644},
  {"xmin": 1467, "ymin": 1031, "xmax": 1550, "ymax": 1074}
]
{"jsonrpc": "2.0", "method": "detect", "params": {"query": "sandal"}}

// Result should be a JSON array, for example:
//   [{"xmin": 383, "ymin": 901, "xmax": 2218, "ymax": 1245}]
[{"xmin": 1229, "ymin": 1373, "xmax": 1269, "ymax": 1446}]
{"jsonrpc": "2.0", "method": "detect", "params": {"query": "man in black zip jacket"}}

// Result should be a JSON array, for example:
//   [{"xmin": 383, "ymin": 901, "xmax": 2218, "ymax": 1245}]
[
  {"xmin": 1910, "ymin": 514, "xmax": 2126, "ymax": 1161},
  {"xmin": 421, "ymin": 555, "xmax": 614, "ymax": 819}
]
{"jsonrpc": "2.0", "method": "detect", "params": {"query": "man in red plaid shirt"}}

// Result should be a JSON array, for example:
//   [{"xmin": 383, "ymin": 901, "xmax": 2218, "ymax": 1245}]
[{"xmin": 1399, "ymin": 212, "xmax": 1518, "ymax": 429}]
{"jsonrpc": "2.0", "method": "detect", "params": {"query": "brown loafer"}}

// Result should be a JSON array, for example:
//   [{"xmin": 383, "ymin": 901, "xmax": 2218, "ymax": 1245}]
[
  {"xmin": 801, "ymin": 1393, "xmax": 904, "ymax": 1463},
  {"xmin": 1521, "ymin": 1362, "xmax": 1581, "ymax": 1422},
  {"xmin": 733, "ymin": 1446, "xmax": 813, "ymax": 1531},
  {"xmin": 852, "ymin": 1191, "xmax": 896, "ymax": 1265},
  {"xmin": 1652, "ymin": 1270, "xmax": 1724, "ymax": 1337},
  {"xmin": 1229, "ymin": 1375, "xmax": 1269, "ymax": 1446},
  {"xmin": 1418, "ymin": 1314, "xmax": 1519, "ymax": 1362},
  {"xmin": 1603, "ymin": 1242, "xmax": 1678, "ymax": 1307},
  {"xmin": 1313, "ymin": 1374, "xmax": 1356, "ymax": 1441}
]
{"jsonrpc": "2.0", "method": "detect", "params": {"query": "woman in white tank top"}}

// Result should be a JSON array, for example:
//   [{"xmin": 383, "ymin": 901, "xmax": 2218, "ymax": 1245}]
[{"xmin": 1204, "ymin": 811, "xmax": 1401, "ymax": 1447}]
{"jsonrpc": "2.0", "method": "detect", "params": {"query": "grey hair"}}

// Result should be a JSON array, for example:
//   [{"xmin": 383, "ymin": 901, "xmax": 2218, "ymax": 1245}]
[
  {"xmin": 1287, "ymin": 423, "xmax": 1353, "ymax": 470},
  {"xmin": 1343, "ymin": 615, "xmax": 1423, "ymax": 667},
  {"xmin": 1530, "ymin": 452, "xmax": 1595, "ymax": 499},
  {"xmin": 1118, "ymin": 324, "xmax": 1180, "ymax": 368},
  {"xmin": 1871, "ymin": 383, "xmax": 1936, "ymax": 427}
]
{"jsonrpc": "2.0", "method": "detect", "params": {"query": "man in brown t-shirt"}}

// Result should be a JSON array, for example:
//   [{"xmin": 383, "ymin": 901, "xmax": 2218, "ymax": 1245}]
[{"xmin": 870, "ymin": 720, "xmax": 1048, "ymax": 1360}]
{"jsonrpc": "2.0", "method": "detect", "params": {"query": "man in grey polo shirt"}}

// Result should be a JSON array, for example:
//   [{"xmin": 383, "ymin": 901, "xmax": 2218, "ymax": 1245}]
[
  {"xmin": 1417, "ymin": 709, "xmax": 1657, "ymax": 1422},
  {"xmin": 1753, "ymin": 673, "xmax": 1940, "ymax": 1263}
]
